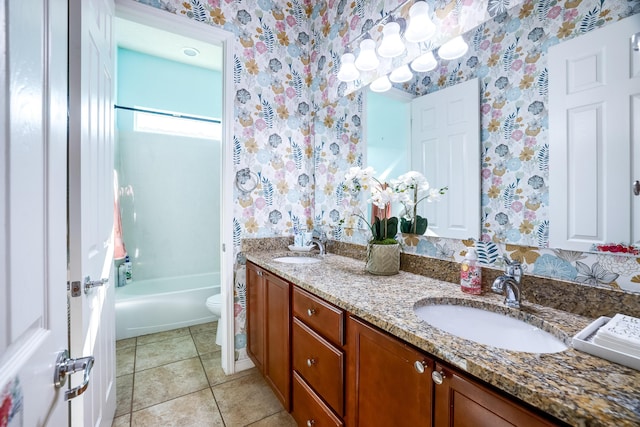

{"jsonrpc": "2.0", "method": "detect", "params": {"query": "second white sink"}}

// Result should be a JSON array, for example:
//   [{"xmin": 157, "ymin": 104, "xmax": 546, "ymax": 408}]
[
  {"xmin": 414, "ymin": 303, "xmax": 568, "ymax": 353},
  {"xmin": 273, "ymin": 256, "xmax": 322, "ymax": 264}
]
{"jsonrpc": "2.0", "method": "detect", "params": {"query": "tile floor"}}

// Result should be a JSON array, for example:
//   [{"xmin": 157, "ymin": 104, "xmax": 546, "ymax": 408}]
[{"xmin": 113, "ymin": 322, "xmax": 297, "ymax": 426}]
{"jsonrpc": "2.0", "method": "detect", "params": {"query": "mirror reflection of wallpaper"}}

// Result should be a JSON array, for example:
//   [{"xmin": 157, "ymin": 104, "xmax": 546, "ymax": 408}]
[{"xmin": 312, "ymin": 0, "xmax": 640, "ymax": 293}]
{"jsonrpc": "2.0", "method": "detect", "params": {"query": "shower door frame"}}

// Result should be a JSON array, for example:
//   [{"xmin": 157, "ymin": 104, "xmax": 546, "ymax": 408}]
[{"xmin": 115, "ymin": 0, "xmax": 237, "ymax": 374}]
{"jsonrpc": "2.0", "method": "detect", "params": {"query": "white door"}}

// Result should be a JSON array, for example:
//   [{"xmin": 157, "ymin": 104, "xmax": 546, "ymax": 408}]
[
  {"xmin": 411, "ymin": 78, "xmax": 481, "ymax": 240},
  {"xmin": 68, "ymin": 0, "xmax": 117, "ymax": 425},
  {"xmin": 549, "ymin": 15, "xmax": 640, "ymax": 251},
  {"xmin": 0, "ymin": 0, "xmax": 68, "ymax": 425}
]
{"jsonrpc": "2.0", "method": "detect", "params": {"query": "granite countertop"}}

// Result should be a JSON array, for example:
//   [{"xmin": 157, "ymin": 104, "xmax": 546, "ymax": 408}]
[{"xmin": 245, "ymin": 250, "xmax": 640, "ymax": 427}]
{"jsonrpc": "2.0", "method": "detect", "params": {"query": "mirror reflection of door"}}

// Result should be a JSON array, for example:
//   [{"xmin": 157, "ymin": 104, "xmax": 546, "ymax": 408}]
[
  {"xmin": 366, "ymin": 78, "xmax": 481, "ymax": 240},
  {"xmin": 549, "ymin": 16, "xmax": 640, "ymax": 252}
]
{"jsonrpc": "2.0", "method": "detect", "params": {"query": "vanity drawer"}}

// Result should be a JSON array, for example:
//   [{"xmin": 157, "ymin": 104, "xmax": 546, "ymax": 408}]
[
  {"xmin": 292, "ymin": 372, "xmax": 343, "ymax": 427},
  {"xmin": 293, "ymin": 317, "xmax": 344, "ymax": 416},
  {"xmin": 293, "ymin": 286, "xmax": 344, "ymax": 345}
]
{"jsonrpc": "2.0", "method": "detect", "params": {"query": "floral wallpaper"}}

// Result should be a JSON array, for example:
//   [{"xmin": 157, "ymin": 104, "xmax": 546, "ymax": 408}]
[
  {"xmin": 134, "ymin": 0, "xmax": 316, "ymax": 360},
  {"xmin": 133, "ymin": 0, "xmax": 640, "ymax": 360}
]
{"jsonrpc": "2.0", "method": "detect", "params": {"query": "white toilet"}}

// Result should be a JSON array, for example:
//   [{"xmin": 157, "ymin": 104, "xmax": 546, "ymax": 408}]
[{"xmin": 205, "ymin": 293, "xmax": 223, "ymax": 346}]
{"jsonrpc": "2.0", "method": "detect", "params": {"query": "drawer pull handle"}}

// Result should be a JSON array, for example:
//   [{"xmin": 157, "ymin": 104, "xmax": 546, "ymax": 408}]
[
  {"xmin": 307, "ymin": 358, "xmax": 316, "ymax": 367},
  {"xmin": 307, "ymin": 420, "xmax": 315, "ymax": 427},
  {"xmin": 307, "ymin": 308, "xmax": 316, "ymax": 316},
  {"xmin": 432, "ymin": 370, "xmax": 446, "ymax": 385},
  {"xmin": 414, "ymin": 360, "xmax": 428, "ymax": 374}
]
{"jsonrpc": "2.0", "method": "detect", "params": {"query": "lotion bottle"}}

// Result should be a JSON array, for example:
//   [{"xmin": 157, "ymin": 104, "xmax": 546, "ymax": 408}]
[
  {"xmin": 460, "ymin": 249, "xmax": 482, "ymax": 295},
  {"xmin": 124, "ymin": 255, "xmax": 132, "ymax": 284}
]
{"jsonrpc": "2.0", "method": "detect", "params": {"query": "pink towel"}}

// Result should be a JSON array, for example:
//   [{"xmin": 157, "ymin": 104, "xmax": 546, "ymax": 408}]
[{"xmin": 114, "ymin": 172, "xmax": 127, "ymax": 260}]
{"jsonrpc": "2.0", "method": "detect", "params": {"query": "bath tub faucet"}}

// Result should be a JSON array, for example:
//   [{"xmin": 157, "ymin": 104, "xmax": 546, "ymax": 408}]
[{"xmin": 491, "ymin": 256, "xmax": 523, "ymax": 309}]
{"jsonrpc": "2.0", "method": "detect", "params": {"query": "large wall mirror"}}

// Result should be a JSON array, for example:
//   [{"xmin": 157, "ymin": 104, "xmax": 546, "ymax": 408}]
[
  {"xmin": 315, "ymin": 0, "xmax": 640, "ymax": 292},
  {"xmin": 314, "ymin": 0, "xmax": 640, "ymax": 254}
]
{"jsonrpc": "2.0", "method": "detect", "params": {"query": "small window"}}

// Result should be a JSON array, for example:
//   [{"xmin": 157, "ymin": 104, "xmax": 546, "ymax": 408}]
[{"xmin": 134, "ymin": 109, "xmax": 221, "ymax": 140}]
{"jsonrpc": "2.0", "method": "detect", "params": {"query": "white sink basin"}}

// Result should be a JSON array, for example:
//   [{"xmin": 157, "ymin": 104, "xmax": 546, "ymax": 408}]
[
  {"xmin": 272, "ymin": 256, "xmax": 322, "ymax": 264},
  {"xmin": 414, "ymin": 303, "xmax": 568, "ymax": 353}
]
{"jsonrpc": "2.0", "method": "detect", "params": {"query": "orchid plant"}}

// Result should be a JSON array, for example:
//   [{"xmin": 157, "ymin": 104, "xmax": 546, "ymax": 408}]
[
  {"xmin": 391, "ymin": 171, "xmax": 448, "ymax": 235},
  {"xmin": 342, "ymin": 166, "xmax": 399, "ymax": 244}
]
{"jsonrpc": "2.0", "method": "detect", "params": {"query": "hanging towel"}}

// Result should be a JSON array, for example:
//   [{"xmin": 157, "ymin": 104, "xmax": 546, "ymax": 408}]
[{"xmin": 113, "ymin": 171, "xmax": 127, "ymax": 260}]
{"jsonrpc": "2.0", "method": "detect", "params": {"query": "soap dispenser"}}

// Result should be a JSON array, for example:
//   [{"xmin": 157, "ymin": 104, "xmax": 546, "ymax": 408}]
[{"xmin": 460, "ymin": 249, "xmax": 482, "ymax": 295}]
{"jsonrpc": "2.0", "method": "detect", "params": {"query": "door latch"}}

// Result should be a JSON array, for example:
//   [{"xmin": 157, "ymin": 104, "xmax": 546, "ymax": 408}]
[
  {"xmin": 84, "ymin": 276, "xmax": 108, "ymax": 294},
  {"xmin": 54, "ymin": 350, "xmax": 95, "ymax": 400}
]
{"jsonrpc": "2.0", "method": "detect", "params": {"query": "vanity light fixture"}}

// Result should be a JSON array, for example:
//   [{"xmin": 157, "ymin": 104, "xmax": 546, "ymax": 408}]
[
  {"xmin": 410, "ymin": 51, "xmax": 438, "ymax": 72},
  {"xmin": 337, "ymin": 53, "xmax": 360, "ymax": 82},
  {"xmin": 404, "ymin": 1, "xmax": 435, "ymax": 43},
  {"xmin": 355, "ymin": 39, "xmax": 380, "ymax": 71},
  {"xmin": 389, "ymin": 64, "xmax": 413, "ymax": 83},
  {"xmin": 438, "ymin": 35, "xmax": 469, "ymax": 60},
  {"xmin": 378, "ymin": 21, "xmax": 405, "ymax": 58},
  {"xmin": 369, "ymin": 75, "xmax": 392, "ymax": 92}
]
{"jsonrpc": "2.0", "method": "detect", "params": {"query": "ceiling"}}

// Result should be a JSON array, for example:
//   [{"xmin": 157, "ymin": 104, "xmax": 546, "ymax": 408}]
[{"xmin": 115, "ymin": 17, "xmax": 223, "ymax": 71}]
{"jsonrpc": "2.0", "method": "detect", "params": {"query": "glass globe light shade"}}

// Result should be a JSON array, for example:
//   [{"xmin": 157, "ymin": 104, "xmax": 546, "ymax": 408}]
[
  {"xmin": 369, "ymin": 75, "xmax": 392, "ymax": 92},
  {"xmin": 411, "ymin": 51, "xmax": 437, "ymax": 72},
  {"xmin": 438, "ymin": 36, "xmax": 469, "ymax": 60},
  {"xmin": 337, "ymin": 53, "xmax": 360, "ymax": 82},
  {"xmin": 389, "ymin": 64, "xmax": 413, "ymax": 83},
  {"xmin": 355, "ymin": 39, "xmax": 380, "ymax": 71},
  {"xmin": 377, "ymin": 22, "xmax": 405, "ymax": 58},
  {"xmin": 404, "ymin": 1, "xmax": 435, "ymax": 43}
]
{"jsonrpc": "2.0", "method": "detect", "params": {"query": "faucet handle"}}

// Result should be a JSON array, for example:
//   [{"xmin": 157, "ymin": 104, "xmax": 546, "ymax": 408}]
[{"xmin": 502, "ymin": 256, "xmax": 523, "ymax": 282}]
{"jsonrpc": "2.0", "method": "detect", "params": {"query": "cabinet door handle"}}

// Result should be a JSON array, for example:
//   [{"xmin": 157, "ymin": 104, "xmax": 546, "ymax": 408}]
[
  {"xmin": 432, "ymin": 370, "xmax": 446, "ymax": 385},
  {"xmin": 414, "ymin": 360, "xmax": 429, "ymax": 374},
  {"xmin": 306, "ymin": 420, "xmax": 315, "ymax": 427},
  {"xmin": 307, "ymin": 358, "xmax": 316, "ymax": 367},
  {"xmin": 307, "ymin": 308, "xmax": 316, "ymax": 316}
]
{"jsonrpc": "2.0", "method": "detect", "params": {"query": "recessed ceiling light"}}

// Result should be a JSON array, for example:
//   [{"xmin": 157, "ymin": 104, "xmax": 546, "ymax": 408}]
[{"xmin": 182, "ymin": 47, "xmax": 200, "ymax": 57}]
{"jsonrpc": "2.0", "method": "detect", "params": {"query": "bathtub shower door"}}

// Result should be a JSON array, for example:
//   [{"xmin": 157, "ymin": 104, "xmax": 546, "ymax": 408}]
[{"xmin": 68, "ymin": 0, "xmax": 117, "ymax": 426}]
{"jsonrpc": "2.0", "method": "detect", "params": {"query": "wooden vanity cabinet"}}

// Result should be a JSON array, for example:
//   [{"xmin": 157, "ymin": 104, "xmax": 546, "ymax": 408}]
[
  {"xmin": 347, "ymin": 316, "xmax": 434, "ymax": 427},
  {"xmin": 433, "ymin": 362, "xmax": 560, "ymax": 427},
  {"xmin": 246, "ymin": 261, "xmax": 564, "ymax": 426},
  {"xmin": 246, "ymin": 262, "xmax": 291, "ymax": 410},
  {"xmin": 291, "ymin": 286, "xmax": 346, "ymax": 426}
]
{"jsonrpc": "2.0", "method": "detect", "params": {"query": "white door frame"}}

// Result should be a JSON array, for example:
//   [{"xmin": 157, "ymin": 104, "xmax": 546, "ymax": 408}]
[{"xmin": 114, "ymin": 0, "xmax": 236, "ymax": 374}]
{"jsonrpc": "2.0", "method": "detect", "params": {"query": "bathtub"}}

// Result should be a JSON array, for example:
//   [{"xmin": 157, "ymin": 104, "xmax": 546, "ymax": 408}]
[{"xmin": 116, "ymin": 272, "xmax": 219, "ymax": 340}]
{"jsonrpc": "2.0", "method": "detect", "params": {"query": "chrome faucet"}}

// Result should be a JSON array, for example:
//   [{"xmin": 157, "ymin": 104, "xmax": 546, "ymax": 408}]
[
  {"xmin": 308, "ymin": 238, "xmax": 325, "ymax": 256},
  {"xmin": 308, "ymin": 228, "xmax": 328, "ymax": 256},
  {"xmin": 491, "ymin": 256, "xmax": 523, "ymax": 309}
]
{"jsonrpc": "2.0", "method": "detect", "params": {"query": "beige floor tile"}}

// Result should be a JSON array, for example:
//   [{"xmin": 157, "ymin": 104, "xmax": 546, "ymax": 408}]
[
  {"xmin": 111, "ymin": 414, "xmax": 130, "ymax": 427},
  {"xmin": 212, "ymin": 371, "xmax": 283, "ymax": 426},
  {"xmin": 131, "ymin": 389, "xmax": 223, "ymax": 427},
  {"xmin": 116, "ymin": 346, "xmax": 136, "ymax": 377},
  {"xmin": 116, "ymin": 374, "xmax": 133, "ymax": 417},
  {"xmin": 200, "ymin": 352, "xmax": 255, "ymax": 386},
  {"xmin": 247, "ymin": 410, "xmax": 297, "ymax": 426},
  {"xmin": 136, "ymin": 327, "xmax": 191, "ymax": 346},
  {"xmin": 132, "ymin": 357, "xmax": 209, "ymax": 411},
  {"xmin": 192, "ymin": 330, "xmax": 220, "ymax": 355},
  {"xmin": 189, "ymin": 321, "xmax": 217, "ymax": 335},
  {"xmin": 135, "ymin": 335, "xmax": 197, "ymax": 371},
  {"xmin": 116, "ymin": 338, "xmax": 136, "ymax": 351}
]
